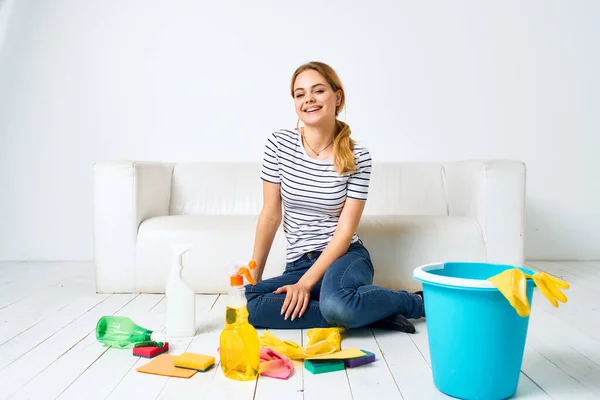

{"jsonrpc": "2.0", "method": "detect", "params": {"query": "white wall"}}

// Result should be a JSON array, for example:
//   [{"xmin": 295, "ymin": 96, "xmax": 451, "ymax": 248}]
[{"xmin": 0, "ymin": 0, "xmax": 598, "ymax": 261}]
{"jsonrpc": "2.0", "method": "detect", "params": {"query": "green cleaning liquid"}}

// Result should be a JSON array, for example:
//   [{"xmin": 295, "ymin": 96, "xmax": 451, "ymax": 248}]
[{"xmin": 96, "ymin": 316, "xmax": 164, "ymax": 348}]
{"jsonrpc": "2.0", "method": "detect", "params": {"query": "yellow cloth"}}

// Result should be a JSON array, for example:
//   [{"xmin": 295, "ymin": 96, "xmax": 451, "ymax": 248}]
[
  {"xmin": 488, "ymin": 269, "xmax": 569, "ymax": 317},
  {"xmin": 306, "ymin": 348, "xmax": 366, "ymax": 360},
  {"xmin": 259, "ymin": 327, "xmax": 365, "ymax": 360},
  {"xmin": 136, "ymin": 354, "xmax": 197, "ymax": 378}
]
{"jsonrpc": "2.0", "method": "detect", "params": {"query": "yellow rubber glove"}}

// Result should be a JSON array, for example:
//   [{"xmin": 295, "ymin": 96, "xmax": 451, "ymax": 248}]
[
  {"xmin": 488, "ymin": 268, "xmax": 570, "ymax": 317},
  {"xmin": 488, "ymin": 268, "xmax": 531, "ymax": 317},
  {"xmin": 305, "ymin": 327, "xmax": 342, "ymax": 356},
  {"xmin": 259, "ymin": 330, "xmax": 306, "ymax": 360},
  {"xmin": 529, "ymin": 271, "xmax": 569, "ymax": 307}
]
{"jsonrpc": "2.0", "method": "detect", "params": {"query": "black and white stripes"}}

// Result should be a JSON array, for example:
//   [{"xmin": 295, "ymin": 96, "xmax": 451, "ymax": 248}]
[{"xmin": 260, "ymin": 128, "xmax": 372, "ymax": 262}]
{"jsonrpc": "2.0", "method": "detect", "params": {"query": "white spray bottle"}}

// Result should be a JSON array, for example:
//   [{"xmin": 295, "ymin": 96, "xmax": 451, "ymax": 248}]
[{"xmin": 166, "ymin": 243, "xmax": 196, "ymax": 337}]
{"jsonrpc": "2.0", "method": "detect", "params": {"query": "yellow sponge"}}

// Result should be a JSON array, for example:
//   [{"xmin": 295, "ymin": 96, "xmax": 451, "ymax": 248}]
[{"xmin": 174, "ymin": 352, "xmax": 215, "ymax": 372}]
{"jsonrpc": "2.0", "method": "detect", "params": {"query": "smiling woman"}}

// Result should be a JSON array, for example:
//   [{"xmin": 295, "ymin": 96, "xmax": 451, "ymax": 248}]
[{"xmin": 244, "ymin": 61, "xmax": 425, "ymax": 332}]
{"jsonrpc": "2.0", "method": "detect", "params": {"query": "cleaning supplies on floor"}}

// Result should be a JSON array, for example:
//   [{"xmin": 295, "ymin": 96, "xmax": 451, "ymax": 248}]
[
  {"xmin": 305, "ymin": 327, "xmax": 342, "ymax": 355},
  {"xmin": 488, "ymin": 268, "xmax": 570, "ymax": 317},
  {"xmin": 96, "ymin": 316, "xmax": 165, "ymax": 348},
  {"xmin": 304, "ymin": 347, "xmax": 376, "ymax": 374},
  {"xmin": 133, "ymin": 342, "xmax": 170, "ymax": 358},
  {"xmin": 304, "ymin": 359, "xmax": 345, "ymax": 374},
  {"xmin": 174, "ymin": 352, "xmax": 215, "ymax": 372},
  {"xmin": 136, "ymin": 354, "xmax": 198, "ymax": 378},
  {"xmin": 259, "ymin": 327, "xmax": 365, "ymax": 360},
  {"xmin": 259, "ymin": 348, "xmax": 293, "ymax": 380},
  {"xmin": 219, "ymin": 261, "xmax": 260, "ymax": 381},
  {"xmin": 344, "ymin": 349, "xmax": 376, "ymax": 368},
  {"xmin": 166, "ymin": 243, "xmax": 196, "ymax": 337}
]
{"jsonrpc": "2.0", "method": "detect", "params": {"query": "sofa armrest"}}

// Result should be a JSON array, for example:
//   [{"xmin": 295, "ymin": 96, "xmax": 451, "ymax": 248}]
[
  {"xmin": 444, "ymin": 160, "xmax": 526, "ymax": 266},
  {"xmin": 93, "ymin": 161, "xmax": 174, "ymax": 293}
]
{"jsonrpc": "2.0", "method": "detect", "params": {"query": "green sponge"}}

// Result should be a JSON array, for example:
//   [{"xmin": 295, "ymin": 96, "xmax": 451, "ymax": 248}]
[{"xmin": 304, "ymin": 359, "xmax": 345, "ymax": 374}]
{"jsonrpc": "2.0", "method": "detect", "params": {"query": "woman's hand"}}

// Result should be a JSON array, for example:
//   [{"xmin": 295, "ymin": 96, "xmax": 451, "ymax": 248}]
[{"xmin": 274, "ymin": 282, "xmax": 312, "ymax": 321}]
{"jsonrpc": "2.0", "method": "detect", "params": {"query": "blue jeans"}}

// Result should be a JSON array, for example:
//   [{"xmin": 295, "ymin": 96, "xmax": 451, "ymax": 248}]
[{"xmin": 245, "ymin": 241, "xmax": 424, "ymax": 329}]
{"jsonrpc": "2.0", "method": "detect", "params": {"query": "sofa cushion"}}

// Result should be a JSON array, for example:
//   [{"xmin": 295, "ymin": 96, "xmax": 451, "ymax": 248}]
[
  {"xmin": 135, "ymin": 214, "xmax": 485, "ymax": 294},
  {"xmin": 168, "ymin": 162, "xmax": 450, "ymax": 217},
  {"xmin": 357, "ymin": 215, "xmax": 486, "ymax": 292},
  {"xmin": 169, "ymin": 163, "xmax": 264, "ymax": 216}
]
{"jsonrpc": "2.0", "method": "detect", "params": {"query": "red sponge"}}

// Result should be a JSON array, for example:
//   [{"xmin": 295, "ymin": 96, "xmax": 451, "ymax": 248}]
[{"xmin": 133, "ymin": 343, "xmax": 169, "ymax": 358}]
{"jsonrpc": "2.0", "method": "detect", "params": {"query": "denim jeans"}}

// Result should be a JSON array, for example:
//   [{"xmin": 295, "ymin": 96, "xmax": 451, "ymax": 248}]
[{"xmin": 245, "ymin": 241, "xmax": 424, "ymax": 329}]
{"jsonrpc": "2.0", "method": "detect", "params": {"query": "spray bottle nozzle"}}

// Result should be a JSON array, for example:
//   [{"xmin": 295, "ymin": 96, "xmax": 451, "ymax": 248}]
[{"xmin": 231, "ymin": 260, "xmax": 257, "ymax": 286}]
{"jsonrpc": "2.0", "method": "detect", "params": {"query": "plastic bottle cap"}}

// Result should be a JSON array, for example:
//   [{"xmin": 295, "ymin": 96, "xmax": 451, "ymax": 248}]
[{"xmin": 230, "ymin": 275, "xmax": 243, "ymax": 286}]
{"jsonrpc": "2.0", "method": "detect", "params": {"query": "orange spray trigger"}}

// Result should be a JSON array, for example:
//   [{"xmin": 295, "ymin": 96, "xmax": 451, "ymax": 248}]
[
  {"xmin": 230, "ymin": 261, "xmax": 257, "ymax": 286},
  {"xmin": 236, "ymin": 267, "xmax": 256, "ymax": 285}
]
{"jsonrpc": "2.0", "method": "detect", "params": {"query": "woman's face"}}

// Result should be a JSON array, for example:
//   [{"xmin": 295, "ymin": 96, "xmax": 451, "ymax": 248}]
[{"xmin": 293, "ymin": 69, "xmax": 340, "ymax": 129}]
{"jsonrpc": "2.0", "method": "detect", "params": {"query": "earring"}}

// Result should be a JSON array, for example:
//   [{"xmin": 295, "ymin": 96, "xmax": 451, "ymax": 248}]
[{"xmin": 296, "ymin": 118, "xmax": 304, "ymax": 133}]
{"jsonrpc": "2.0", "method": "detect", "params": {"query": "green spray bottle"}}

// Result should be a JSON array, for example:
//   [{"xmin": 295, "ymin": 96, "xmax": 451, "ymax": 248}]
[{"xmin": 96, "ymin": 316, "xmax": 165, "ymax": 348}]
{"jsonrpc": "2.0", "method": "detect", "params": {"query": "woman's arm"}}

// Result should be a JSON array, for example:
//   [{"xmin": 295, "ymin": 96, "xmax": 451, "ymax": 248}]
[
  {"xmin": 251, "ymin": 180, "xmax": 283, "ymax": 282},
  {"xmin": 299, "ymin": 198, "xmax": 366, "ymax": 288},
  {"xmin": 277, "ymin": 198, "xmax": 366, "ymax": 320}
]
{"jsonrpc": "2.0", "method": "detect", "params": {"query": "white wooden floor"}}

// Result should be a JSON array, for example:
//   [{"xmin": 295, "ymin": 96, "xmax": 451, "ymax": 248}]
[{"xmin": 0, "ymin": 261, "xmax": 599, "ymax": 400}]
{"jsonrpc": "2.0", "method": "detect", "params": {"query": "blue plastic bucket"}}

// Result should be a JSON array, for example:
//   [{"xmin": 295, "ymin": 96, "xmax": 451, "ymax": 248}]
[{"xmin": 413, "ymin": 262, "xmax": 535, "ymax": 400}]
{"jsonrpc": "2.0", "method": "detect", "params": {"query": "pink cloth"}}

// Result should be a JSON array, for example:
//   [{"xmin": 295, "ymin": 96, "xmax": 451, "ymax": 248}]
[{"xmin": 259, "ymin": 347, "xmax": 293, "ymax": 380}]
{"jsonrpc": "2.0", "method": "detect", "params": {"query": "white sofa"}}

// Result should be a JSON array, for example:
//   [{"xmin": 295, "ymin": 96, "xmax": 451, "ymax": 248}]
[{"xmin": 92, "ymin": 160, "xmax": 526, "ymax": 294}]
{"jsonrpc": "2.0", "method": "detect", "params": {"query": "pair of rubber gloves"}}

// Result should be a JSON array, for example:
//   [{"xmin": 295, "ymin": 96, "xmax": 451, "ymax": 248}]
[
  {"xmin": 258, "ymin": 327, "xmax": 344, "ymax": 379},
  {"xmin": 259, "ymin": 327, "xmax": 344, "ymax": 361},
  {"xmin": 488, "ymin": 269, "xmax": 569, "ymax": 317}
]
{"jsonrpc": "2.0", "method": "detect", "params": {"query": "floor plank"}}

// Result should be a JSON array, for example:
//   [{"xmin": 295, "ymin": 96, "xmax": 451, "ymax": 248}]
[
  {"xmin": 521, "ymin": 344, "xmax": 599, "ymax": 400},
  {"xmin": 529, "ymin": 261, "xmax": 600, "ymax": 298},
  {"xmin": 583, "ymin": 261, "xmax": 600, "ymax": 269},
  {"xmin": 373, "ymin": 327, "xmax": 448, "ymax": 400},
  {"xmin": 254, "ymin": 328, "xmax": 303, "ymax": 400},
  {"xmin": 525, "ymin": 303, "xmax": 600, "ymax": 398},
  {"xmin": 1, "ymin": 294, "xmax": 136, "ymax": 400},
  {"xmin": 0, "ymin": 289, "xmax": 109, "ymax": 370},
  {"xmin": 514, "ymin": 373, "xmax": 552, "ymax": 399},
  {"xmin": 0, "ymin": 276, "xmax": 97, "ymax": 345},
  {"xmin": 526, "ymin": 261, "xmax": 600, "ymax": 340},
  {"xmin": 0, "ymin": 263, "xmax": 34, "ymax": 286},
  {"xmin": 342, "ymin": 327, "xmax": 403, "ymax": 399},
  {"xmin": 302, "ymin": 326, "xmax": 352, "ymax": 400},
  {"xmin": 0, "ymin": 263, "xmax": 88, "ymax": 310},
  {"xmin": 564, "ymin": 261, "xmax": 599, "ymax": 276},
  {"xmin": 53, "ymin": 294, "xmax": 165, "ymax": 400}
]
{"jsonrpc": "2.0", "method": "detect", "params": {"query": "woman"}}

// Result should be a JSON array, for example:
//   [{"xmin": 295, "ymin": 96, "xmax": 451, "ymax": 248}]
[{"xmin": 245, "ymin": 61, "xmax": 424, "ymax": 332}]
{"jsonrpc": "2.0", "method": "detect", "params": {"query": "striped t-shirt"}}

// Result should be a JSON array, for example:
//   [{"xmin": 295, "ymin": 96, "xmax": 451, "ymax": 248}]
[{"xmin": 260, "ymin": 128, "xmax": 372, "ymax": 263}]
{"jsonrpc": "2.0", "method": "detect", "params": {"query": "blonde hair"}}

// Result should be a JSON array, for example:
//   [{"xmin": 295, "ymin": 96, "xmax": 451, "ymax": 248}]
[{"xmin": 291, "ymin": 61, "xmax": 356, "ymax": 175}]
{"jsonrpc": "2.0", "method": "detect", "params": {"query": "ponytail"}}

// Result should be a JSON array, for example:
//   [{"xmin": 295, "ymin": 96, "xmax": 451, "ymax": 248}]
[{"xmin": 333, "ymin": 120, "xmax": 356, "ymax": 175}]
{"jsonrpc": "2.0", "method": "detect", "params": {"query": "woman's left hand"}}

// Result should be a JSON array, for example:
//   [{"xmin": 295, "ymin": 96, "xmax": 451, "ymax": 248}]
[{"xmin": 274, "ymin": 282, "xmax": 312, "ymax": 321}]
